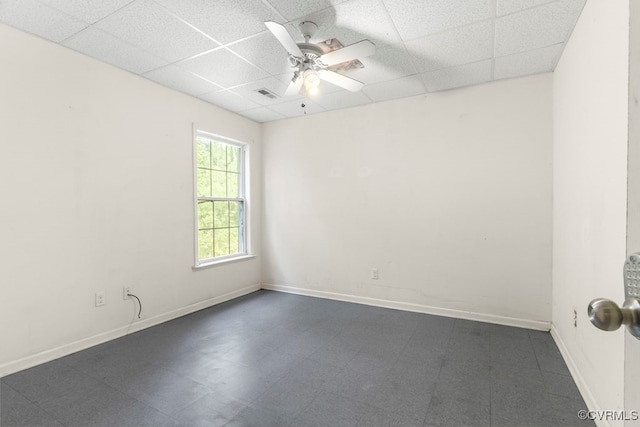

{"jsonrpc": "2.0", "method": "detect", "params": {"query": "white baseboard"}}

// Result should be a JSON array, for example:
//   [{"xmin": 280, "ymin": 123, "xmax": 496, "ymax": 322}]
[
  {"xmin": 550, "ymin": 324, "xmax": 607, "ymax": 427},
  {"xmin": 261, "ymin": 283, "xmax": 551, "ymax": 331},
  {"xmin": 0, "ymin": 284, "xmax": 260, "ymax": 378}
]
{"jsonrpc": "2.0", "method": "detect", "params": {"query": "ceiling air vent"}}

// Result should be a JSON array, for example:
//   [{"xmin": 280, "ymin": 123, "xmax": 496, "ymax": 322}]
[{"xmin": 256, "ymin": 88, "xmax": 278, "ymax": 99}]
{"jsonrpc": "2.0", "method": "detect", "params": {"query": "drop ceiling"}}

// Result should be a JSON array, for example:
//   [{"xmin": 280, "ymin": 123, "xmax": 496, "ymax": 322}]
[{"xmin": 0, "ymin": 0, "xmax": 585, "ymax": 122}]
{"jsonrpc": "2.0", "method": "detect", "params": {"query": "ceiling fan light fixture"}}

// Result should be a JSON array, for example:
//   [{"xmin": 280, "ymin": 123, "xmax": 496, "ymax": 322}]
[{"xmin": 303, "ymin": 69, "xmax": 320, "ymax": 95}]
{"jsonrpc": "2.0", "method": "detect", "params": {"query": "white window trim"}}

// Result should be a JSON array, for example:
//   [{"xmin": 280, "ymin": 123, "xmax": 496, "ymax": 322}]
[{"xmin": 192, "ymin": 126, "xmax": 253, "ymax": 268}]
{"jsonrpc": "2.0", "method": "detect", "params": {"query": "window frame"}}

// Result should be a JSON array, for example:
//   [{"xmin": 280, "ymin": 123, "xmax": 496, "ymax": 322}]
[{"xmin": 192, "ymin": 127, "xmax": 252, "ymax": 268}]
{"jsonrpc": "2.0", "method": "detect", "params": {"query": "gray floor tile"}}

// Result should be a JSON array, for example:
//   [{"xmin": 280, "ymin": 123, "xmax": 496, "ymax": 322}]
[
  {"xmin": 425, "ymin": 389, "xmax": 491, "ymax": 427},
  {"xmin": 281, "ymin": 357, "xmax": 342, "ymax": 387},
  {"xmin": 541, "ymin": 370, "xmax": 582, "ymax": 400},
  {"xmin": 112, "ymin": 365, "xmax": 213, "ymax": 416},
  {"xmin": 491, "ymin": 381, "xmax": 594, "ymax": 427},
  {"xmin": 251, "ymin": 377, "xmax": 320, "ymax": 417},
  {"xmin": 3, "ymin": 291, "xmax": 588, "ymax": 427},
  {"xmin": 356, "ymin": 404, "xmax": 425, "ymax": 427},
  {"xmin": 529, "ymin": 330, "xmax": 572, "ymax": 375},
  {"xmin": 307, "ymin": 342, "xmax": 359, "ymax": 368},
  {"xmin": 293, "ymin": 390, "xmax": 368, "ymax": 427},
  {"xmin": 2, "ymin": 359, "xmax": 98, "ymax": 405},
  {"xmin": 0, "ymin": 382, "xmax": 62, "ymax": 427},
  {"xmin": 395, "ymin": 347, "xmax": 445, "ymax": 376},
  {"xmin": 544, "ymin": 393, "xmax": 596, "ymax": 426},
  {"xmin": 490, "ymin": 363, "xmax": 545, "ymax": 390},
  {"xmin": 490, "ymin": 336, "xmax": 538, "ymax": 369},
  {"xmin": 89, "ymin": 400, "xmax": 174, "ymax": 427},
  {"xmin": 343, "ymin": 351, "xmax": 397, "ymax": 375},
  {"xmin": 432, "ymin": 373, "xmax": 490, "ymax": 405},
  {"xmin": 364, "ymin": 365, "xmax": 438, "ymax": 419},
  {"xmin": 36, "ymin": 378, "xmax": 137, "ymax": 426},
  {"xmin": 322, "ymin": 364, "xmax": 389, "ymax": 405},
  {"xmin": 226, "ymin": 404, "xmax": 293, "ymax": 427},
  {"xmin": 200, "ymin": 364, "xmax": 278, "ymax": 403},
  {"xmin": 170, "ymin": 392, "xmax": 248, "ymax": 427},
  {"xmin": 492, "ymin": 382, "xmax": 545, "ymax": 426},
  {"xmin": 439, "ymin": 355, "xmax": 491, "ymax": 384}
]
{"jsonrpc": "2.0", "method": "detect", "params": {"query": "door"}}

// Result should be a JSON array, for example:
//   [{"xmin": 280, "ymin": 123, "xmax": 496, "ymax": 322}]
[{"xmin": 626, "ymin": 1, "xmax": 640, "ymax": 424}]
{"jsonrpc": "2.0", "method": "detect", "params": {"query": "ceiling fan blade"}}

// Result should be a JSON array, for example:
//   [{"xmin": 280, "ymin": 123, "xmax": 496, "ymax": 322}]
[
  {"xmin": 318, "ymin": 70, "xmax": 364, "ymax": 92},
  {"xmin": 284, "ymin": 73, "xmax": 303, "ymax": 96},
  {"xmin": 264, "ymin": 21, "xmax": 303, "ymax": 58},
  {"xmin": 319, "ymin": 40, "xmax": 376, "ymax": 66}
]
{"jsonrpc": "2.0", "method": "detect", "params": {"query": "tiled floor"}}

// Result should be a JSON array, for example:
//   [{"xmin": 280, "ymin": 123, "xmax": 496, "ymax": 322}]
[{"xmin": 1, "ymin": 290, "xmax": 594, "ymax": 427}]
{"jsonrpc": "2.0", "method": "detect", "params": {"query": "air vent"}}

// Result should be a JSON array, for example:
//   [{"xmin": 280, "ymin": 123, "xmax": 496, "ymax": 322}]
[{"xmin": 256, "ymin": 88, "xmax": 278, "ymax": 99}]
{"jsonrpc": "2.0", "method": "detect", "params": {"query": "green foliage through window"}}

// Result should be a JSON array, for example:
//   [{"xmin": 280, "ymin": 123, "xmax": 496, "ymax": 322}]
[{"xmin": 196, "ymin": 135, "xmax": 245, "ymax": 262}]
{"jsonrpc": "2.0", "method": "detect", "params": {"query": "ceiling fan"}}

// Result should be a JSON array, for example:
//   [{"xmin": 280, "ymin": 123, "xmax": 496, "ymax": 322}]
[{"xmin": 264, "ymin": 20, "xmax": 376, "ymax": 97}]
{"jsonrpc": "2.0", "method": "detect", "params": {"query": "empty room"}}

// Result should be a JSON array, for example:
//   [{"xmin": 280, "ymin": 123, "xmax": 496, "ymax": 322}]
[{"xmin": 1, "ymin": 0, "xmax": 638, "ymax": 426}]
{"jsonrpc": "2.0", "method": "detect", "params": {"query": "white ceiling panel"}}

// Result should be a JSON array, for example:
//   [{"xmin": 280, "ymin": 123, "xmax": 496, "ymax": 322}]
[
  {"xmin": 406, "ymin": 20, "xmax": 494, "ymax": 73},
  {"xmin": 362, "ymin": 75, "xmax": 426, "ymax": 102},
  {"xmin": 495, "ymin": 0, "xmax": 585, "ymax": 56},
  {"xmin": 266, "ymin": 0, "xmax": 348, "ymax": 21},
  {"xmin": 349, "ymin": 43, "xmax": 418, "ymax": 85},
  {"xmin": 383, "ymin": 0, "xmax": 492, "ymax": 41},
  {"xmin": 38, "ymin": 0, "xmax": 134, "ymax": 25},
  {"xmin": 95, "ymin": 0, "xmax": 219, "ymax": 62},
  {"xmin": 422, "ymin": 60, "xmax": 493, "ymax": 92},
  {"xmin": 1, "ymin": 0, "xmax": 586, "ymax": 121},
  {"xmin": 63, "ymin": 27, "xmax": 168, "ymax": 74},
  {"xmin": 495, "ymin": 43, "xmax": 563, "ymax": 80},
  {"xmin": 228, "ymin": 32, "xmax": 293, "ymax": 77},
  {"xmin": 314, "ymin": 90, "xmax": 371, "ymax": 110},
  {"xmin": 199, "ymin": 90, "xmax": 261, "ymax": 112},
  {"xmin": 496, "ymin": 0, "xmax": 555, "ymax": 16},
  {"xmin": 144, "ymin": 65, "xmax": 222, "ymax": 96},
  {"xmin": 180, "ymin": 49, "xmax": 270, "ymax": 89},
  {"xmin": 154, "ymin": 0, "xmax": 283, "ymax": 45},
  {"xmin": 301, "ymin": 0, "xmax": 401, "ymax": 48},
  {"xmin": 238, "ymin": 106, "xmax": 286, "ymax": 122},
  {"xmin": 269, "ymin": 99, "xmax": 326, "ymax": 118},
  {"xmin": 0, "ymin": 0, "xmax": 88, "ymax": 42}
]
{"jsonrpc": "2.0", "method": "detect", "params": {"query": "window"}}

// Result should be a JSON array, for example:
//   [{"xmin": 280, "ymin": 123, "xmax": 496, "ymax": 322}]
[{"xmin": 194, "ymin": 130, "xmax": 249, "ymax": 266}]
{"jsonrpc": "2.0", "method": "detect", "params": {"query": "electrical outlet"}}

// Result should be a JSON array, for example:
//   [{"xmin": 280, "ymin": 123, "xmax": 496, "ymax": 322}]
[
  {"xmin": 371, "ymin": 268, "xmax": 379, "ymax": 280},
  {"xmin": 95, "ymin": 291, "xmax": 105, "ymax": 307},
  {"xmin": 123, "ymin": 287, "xmax": 131, "ymax": 300}
]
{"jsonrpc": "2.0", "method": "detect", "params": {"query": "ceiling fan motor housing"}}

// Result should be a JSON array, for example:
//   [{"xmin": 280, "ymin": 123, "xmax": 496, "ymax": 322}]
[
  {"xmin": 264, "ymin": 20, "xmax": 373, "ymax": 95},
  {"xmin": 299, "ymin": 21, "xmax": 318, "ymax": 41}
]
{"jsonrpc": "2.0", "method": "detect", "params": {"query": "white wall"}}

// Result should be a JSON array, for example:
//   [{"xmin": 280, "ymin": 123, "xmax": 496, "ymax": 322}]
[
  {"xmin": 0, "ymin": 23, "xmax": 262, "ymax": 374},
  {"xmin": 262, "ymin": 74, "xmax": 553, "ymax": 327},
  {"xmin": 552, "ymin": 0, "xmax": 629, "ymax": 422}
]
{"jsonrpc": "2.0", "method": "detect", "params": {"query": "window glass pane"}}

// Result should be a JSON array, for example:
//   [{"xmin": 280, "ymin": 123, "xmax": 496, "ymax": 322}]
[
  {"xmin": 227, "ymin": 172, "xmax": 239, "ymax": 198},
  {"xmin": 211, "ymin": 170, "xmax": 226, "ymax": 197},
  {"xmin": 229, "ymin": 227, "xmax": 239, "ymax": 253},
  {"xmin": 195, "ymin": 132, "xmax": 247, "ymax": 263},
  {"xmin": 196, "ymin": 139, "xmax": 210, "ymax": 168},
  {"xmin": 198, "ymin": 201, "xmax": 213, "ymax": 229},
  {"xmin": 229, "ymin": 201, "xmax": 240, "ymax": 227},
  {"xmin": 197, "ymin": 168, "xmax": 211, "ymax": 197},
  {"xmin": 198, "ymin": 230, "xmax": 213, "ymax": 260},
  {"xmin": 213, "ymin": 201, "xmax": 229, "ymax": 228},
  {"xmin": 214, "ymin": 228, "xmax": 230, "ymax": 256},
  {"xmin": 212, "ymin": 142, "xmax": 227, "ymax": 171},
  {"xmin": 227, "ymin": 145, "xmax": 240, "ymax": 172}
]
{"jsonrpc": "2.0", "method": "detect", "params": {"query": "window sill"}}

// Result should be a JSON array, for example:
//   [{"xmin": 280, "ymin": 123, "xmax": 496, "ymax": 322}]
[{"xmin": 193, "ymin": 254, "xmax": 256, "ymax": 270}]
